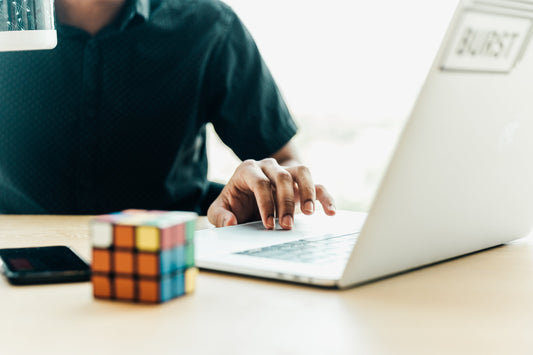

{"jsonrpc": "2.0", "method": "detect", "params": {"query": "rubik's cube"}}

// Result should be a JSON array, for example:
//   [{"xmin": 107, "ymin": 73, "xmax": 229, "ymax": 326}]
[{"xmin": 90, "ymin": 209, "xmax": 198, "ymax": 303}]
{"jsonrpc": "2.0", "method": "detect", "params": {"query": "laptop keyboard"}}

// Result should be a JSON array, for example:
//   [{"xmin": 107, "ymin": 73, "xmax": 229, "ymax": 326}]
[{"xmin": 235, "ymin": 233, "xmax": 359, "ymax": 265}]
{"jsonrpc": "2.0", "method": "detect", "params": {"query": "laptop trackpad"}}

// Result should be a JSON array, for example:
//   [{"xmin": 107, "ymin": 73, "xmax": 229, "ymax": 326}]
[{"xmin": 195, "ymin": 210, "xmax": 367, "ymax": 257}]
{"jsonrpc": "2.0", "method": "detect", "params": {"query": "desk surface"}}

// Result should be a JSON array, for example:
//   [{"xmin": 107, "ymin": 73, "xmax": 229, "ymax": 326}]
[{"xmin": 0, "ymin": 215, "xmax": 532, "ymax": 355}]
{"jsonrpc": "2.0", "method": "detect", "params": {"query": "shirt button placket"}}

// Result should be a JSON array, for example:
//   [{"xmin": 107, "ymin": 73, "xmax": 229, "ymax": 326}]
[{"xmin": 78, "ymin": 38, "xmax": 100, "ymax": 212}]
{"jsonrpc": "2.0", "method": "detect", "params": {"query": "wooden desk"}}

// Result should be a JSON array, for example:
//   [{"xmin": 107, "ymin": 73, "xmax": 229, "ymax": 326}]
[{"xmin": 0, "ymin": 215, "xmax": 532, "ymax": 355}]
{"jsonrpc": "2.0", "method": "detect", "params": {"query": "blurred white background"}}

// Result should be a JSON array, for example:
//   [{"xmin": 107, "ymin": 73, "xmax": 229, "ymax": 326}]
[{"xmin": 207, "ymin": 0, "xmax": 458, "ymax": 211}]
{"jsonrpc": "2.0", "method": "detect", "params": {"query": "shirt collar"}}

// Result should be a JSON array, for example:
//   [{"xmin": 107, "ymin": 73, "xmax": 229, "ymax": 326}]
[
  {"xmin": 118, "ymin": 0, "xmax": 150, "ymax": 31},
  {"xmin": 134, "ymin": 0, "xmax": 150, "ymax": 21}
]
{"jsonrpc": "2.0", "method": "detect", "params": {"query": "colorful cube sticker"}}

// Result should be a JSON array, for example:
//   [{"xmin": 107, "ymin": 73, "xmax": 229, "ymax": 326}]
[{"xmin": 90, "ymin": 209, "xmax": 198, "ymax": 303}]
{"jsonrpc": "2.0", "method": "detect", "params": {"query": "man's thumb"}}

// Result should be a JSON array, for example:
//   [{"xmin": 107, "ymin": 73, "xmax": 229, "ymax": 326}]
[{"xmin": 208, "ymin": 207, "xmax": 238, "ymax": 227}]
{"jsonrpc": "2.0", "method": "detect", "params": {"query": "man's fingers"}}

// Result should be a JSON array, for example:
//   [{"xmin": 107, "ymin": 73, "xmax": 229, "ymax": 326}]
[
  {"xmin": 286, "ymin": 165, "xmax": 316, "ymax": 215},
  {"xmin": 260, "ymin": 158, "xmax": 295, "ymax": 229},
  {"xmin": 208, "ymin": 159, "xmax": 335, "ymax": 231},
  {"xmin": 316, "ymin": 184, "xmax": 336, "ymax": 216},
  {"xmin": 238, "ymin": 160, "xmax": 276, "ymax": 230}
]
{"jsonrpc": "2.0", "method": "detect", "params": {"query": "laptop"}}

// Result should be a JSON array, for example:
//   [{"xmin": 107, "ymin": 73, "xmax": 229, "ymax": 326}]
[{"xmin": 195, "ymin": 0, "xmax": 533, "ymax": 288}]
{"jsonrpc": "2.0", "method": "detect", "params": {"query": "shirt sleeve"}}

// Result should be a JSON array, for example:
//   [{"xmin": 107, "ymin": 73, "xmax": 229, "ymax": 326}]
[{"xmin": 204, "ymin": 8, "xmax": 298, "ymax": 160}]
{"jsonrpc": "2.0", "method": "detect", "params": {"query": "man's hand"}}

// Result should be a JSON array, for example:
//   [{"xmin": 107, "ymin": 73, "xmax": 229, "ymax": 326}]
[{"xmin": 207, "ymin": 158, "xmax": 336, "ymax": 230}]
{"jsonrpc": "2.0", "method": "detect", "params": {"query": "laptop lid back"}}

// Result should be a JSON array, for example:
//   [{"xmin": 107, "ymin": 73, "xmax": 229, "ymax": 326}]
[{"xmin": 340, "ymin": 0, "xmax": 533, "ymax": 288}]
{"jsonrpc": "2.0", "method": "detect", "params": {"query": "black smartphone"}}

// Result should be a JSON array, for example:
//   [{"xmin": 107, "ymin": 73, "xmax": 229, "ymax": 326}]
[{"xmin": 0, "ymin": 246, "xmax": 91, "ymax": 285}]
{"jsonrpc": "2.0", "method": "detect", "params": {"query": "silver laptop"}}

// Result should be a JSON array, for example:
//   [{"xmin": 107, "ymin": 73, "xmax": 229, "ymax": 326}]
[{"xmin": 195, "ymin": 0, "xmax": 533, "ymax": 288}]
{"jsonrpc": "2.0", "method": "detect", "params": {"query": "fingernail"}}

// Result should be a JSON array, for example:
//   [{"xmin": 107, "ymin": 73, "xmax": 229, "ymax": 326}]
[
  {"xmin": 282, "ymin": 215, "xmax": 293, "ymax": 228},
  {"xmin": 304, "ymin": 201, "xmax": 314, "ymax": 213},
  {"xmin": 267, "ymin": 216, "xmax": 275, "ymax": 229},
  {"xmin": 329, "ymin": 204, "xmax": 336, "ymax": 213}
]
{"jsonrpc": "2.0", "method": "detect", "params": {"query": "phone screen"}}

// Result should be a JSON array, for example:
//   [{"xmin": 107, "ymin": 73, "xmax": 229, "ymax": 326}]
[{"xmin": 0, "ymin": 246, "xmax": 90, "ymax": 285}]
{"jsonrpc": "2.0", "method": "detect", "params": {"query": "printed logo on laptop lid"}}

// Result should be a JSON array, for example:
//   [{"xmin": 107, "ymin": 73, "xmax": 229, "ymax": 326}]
[{"xmin": 441, "ymin": 11, "xmax": 532, "ymax": 73}]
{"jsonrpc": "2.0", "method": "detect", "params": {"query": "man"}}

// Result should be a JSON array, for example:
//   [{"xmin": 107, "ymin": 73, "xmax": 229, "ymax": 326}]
[{"xmin": 0, "ymin": 0, "xmax": 336, "ymax": 229}]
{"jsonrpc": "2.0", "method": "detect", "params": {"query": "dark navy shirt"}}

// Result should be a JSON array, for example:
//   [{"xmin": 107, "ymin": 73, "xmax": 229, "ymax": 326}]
[{"xmin": 0, "ymin": 0, "xmax": 297, "ymax": 214}]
